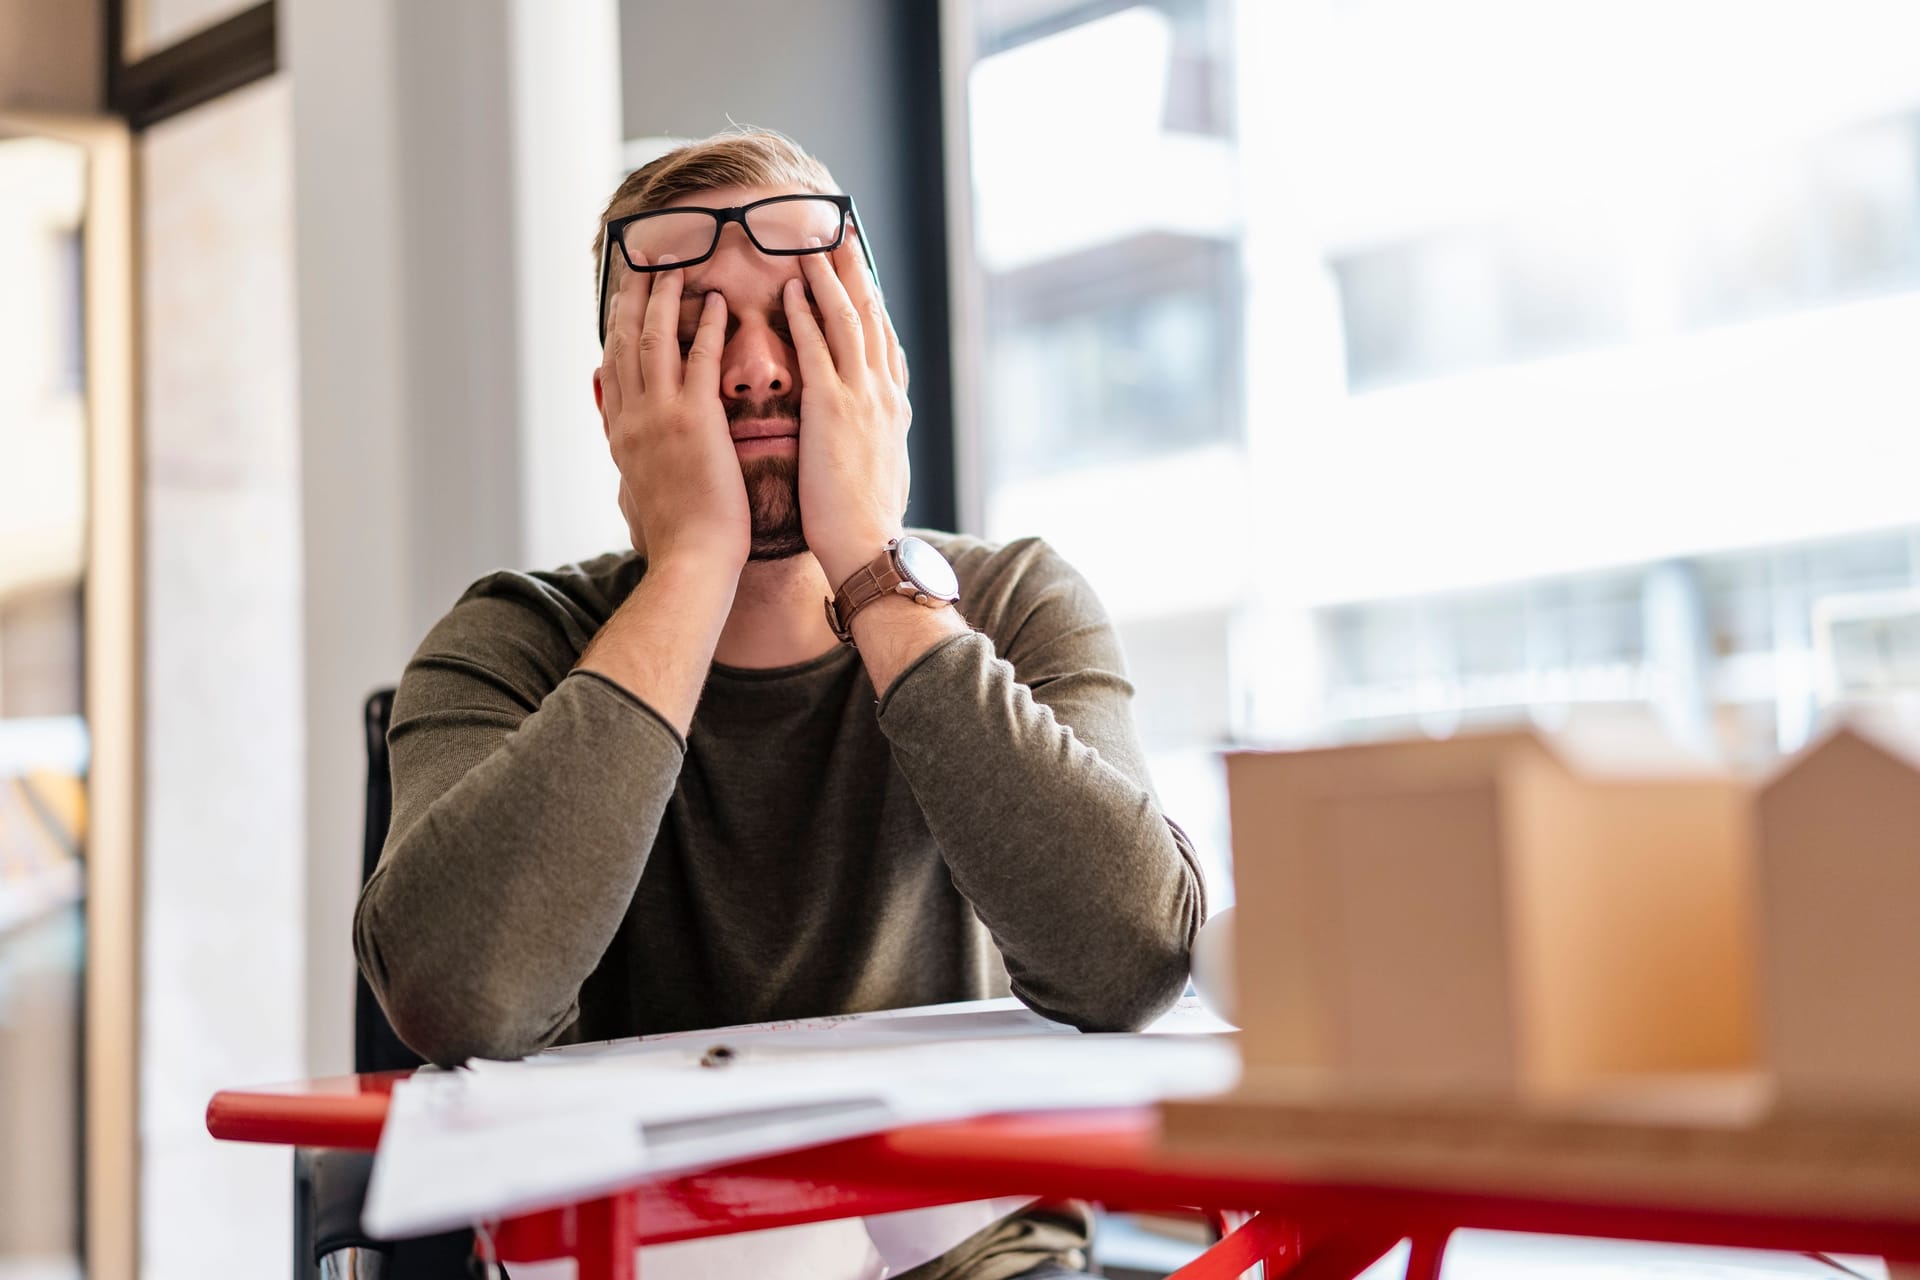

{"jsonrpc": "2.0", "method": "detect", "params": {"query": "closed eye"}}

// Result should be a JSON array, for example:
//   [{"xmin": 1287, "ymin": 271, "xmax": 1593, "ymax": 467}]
[{"xmin": 675, "ymin": 288, "xmax": 817, "ymax": 350}]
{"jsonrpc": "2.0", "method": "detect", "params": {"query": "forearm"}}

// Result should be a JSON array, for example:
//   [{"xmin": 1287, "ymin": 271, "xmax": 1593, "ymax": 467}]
[
  {"xmin": 847, "ymin": 592, "xmax": 971, "ymax": 697},
  {"xmin": 357, "ymin": 672, "xmax": 685, "ymax": 1064},
  {"xmin": 876, "ymin": 634, "xmax": 1205, "ymax": 1031},
  {"xmin": 577, "ymin": 555, "xmax": 739, "ymax": 735},
  {"xmin": 358, "ymin": 561, "xmax": 735, "ymax": 1065}
]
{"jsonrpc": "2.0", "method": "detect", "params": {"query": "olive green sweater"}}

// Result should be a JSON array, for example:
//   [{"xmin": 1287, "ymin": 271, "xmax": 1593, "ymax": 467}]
[
  {"xmin": 354, "ymin": 531, "xmax": 1204, "ymax": 1276},
  {"xmin": 355, "ymin": 531, "xmax": 1204, "ymax": 1068}
]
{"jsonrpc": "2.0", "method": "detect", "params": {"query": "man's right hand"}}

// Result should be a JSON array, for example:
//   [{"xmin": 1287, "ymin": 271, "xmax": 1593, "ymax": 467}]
[
  {"xmin": 598, "ymin": 254, "xmax": 748, "ymax": 574},
  {"xmin": 582, "ymin": 256, "xmax": 748, "ymax": 735}
]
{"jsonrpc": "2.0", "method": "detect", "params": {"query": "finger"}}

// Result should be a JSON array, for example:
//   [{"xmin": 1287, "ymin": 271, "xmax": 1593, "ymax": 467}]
[
  {"xmin": 606, "ymin": 254, "xmax": 652, "ymax": 398},
  {"xmin": 682, "ymin": 289, "xmax": 727, "ymax": 397},
  {"xmin": 798, "ymin": 242, "xmax": 866, "ymax": 375},
  {"xmin": 881, "ymin": 303, "xmax": 909, "ymax": 391},
  {"xmin": 832, "ymin": 235, "xmax": 890, "ymax": 374},
  {"xmin": 597, "ymin": 359, "xmax": 623, "ymax": 428},
  {"xmin": 855, "ymin": 265, "xmax": 908, "ymax": 393},
  {"xmin": 782, "ymin": 276, "xmax": 838, "ymax": 390},
  {"xmin": 640, "ymin": 253, "xmax": 685, "ymax": 393}
]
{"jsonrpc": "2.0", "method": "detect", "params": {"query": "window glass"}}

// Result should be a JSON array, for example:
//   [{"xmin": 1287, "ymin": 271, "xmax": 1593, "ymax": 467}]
[
  {"xmin": 0, "ymin": 131, "xmax": 88, "ymax": 1280},
  {"xmin": 124, "ymin": 0, "xmax": 258, "ymax": 60},
  {"xmin": 956, "ymin": 0, "xmax": 1920, "ymax": 909}
]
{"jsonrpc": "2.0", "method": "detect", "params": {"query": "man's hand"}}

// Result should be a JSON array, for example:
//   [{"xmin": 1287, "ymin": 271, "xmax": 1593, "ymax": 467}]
[
  {"xmin": 599, "ymin": 255, "xmax": 748, "ymax": 574},
  {"xmin": 583, "ymin": 258, "xmax": 746, "ymax": 735},
  {"xmin": 784, "ymin": 236, "xmax": 913, "ymax": 589}
]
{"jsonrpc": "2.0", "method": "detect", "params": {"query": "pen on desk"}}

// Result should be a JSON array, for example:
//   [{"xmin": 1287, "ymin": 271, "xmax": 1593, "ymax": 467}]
[{"xmin": 700, "ymin": 1044, "xmax": 736, "ymax": 1069}]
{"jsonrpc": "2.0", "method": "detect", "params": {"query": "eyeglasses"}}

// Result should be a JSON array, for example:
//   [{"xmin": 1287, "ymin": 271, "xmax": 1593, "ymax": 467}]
[{"xmin": 596, "ymin": 193, "xmax": 880, "ymax": 345}]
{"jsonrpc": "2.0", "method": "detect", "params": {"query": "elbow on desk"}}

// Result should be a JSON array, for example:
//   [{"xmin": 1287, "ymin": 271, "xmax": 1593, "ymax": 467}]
[
  {"xmin": 353, "ymin": 904, "xmax": 564, "ymax": 1068},
  {"xmin": 1086, "ymin": 879, "xmax": 1204, "ymax": 1031},
  {"xmin": 370, "ymin": 961, "xmax": 564, "ymax": 1067},
  {"xmin": 1005, "ymin": 819, "xmax": 1206, "ymax": 1032},
  {"xmin": 1019, "ymin": 969, "xmax": 1185, "ymax": 1033},
  {"xmin": 1016, "ymin": 921, "xmax": 1195, "ymax": 1033}
]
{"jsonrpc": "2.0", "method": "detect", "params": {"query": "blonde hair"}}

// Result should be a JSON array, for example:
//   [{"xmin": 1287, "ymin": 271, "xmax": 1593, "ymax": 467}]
[{"xmin": 592, "ymin": 128, "xmax": 840, "ymax": 271}]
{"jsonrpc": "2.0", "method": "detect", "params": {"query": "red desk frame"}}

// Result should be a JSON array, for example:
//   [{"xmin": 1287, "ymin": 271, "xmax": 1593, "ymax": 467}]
[{"xmin": 209, "ymin": 1071, "xmax": 1920, "ymax": 1280}]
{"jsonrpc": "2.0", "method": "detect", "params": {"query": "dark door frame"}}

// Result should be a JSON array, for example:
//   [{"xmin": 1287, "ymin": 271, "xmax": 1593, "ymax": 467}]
[{"xmin": 104, "ymin": 0, "xmax": 277, "ymax": 132}]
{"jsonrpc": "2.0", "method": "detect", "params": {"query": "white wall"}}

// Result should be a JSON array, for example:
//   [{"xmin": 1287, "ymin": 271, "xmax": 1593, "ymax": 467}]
[
  {"xmin": 138, "ymin": 73, "xmax": 303, "ymax": 1279},
  {"xmin": 284, "ymin": 0, "xmax": 625, "ymax": 1079},
  {"xmin": 510, "ymin": 2, "xmax": 629, "ymax": 571}
]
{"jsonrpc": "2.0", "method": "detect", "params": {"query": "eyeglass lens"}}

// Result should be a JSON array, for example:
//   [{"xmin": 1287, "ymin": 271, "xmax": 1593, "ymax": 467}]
[{"xmin": 620, "ymin": 197, "xmax": 845, "ymax": 266}]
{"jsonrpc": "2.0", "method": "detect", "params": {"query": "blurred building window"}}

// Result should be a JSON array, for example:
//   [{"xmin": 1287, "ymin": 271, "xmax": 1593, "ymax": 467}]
[
  {"xmin": 123, "ymin": 0, "xmax": 260, "ymax": 60},
  {"xmin": 954, "ymin": 0, "xmax": 1920, "ymax": 909},
  {"xmin": 1334, "ymin": 113, "xmax": 1920, "ymax": 389},
  {"xmin": 57, "ymin": 227, "xmax": 84, "ymax": 394},
  {"xmin": 0, "ymin": 131, "xmax": 88, "ymax": 1280},
  {"xmin": 984, "ymin": 237, "xmax": 1240, "ymax": 483}
]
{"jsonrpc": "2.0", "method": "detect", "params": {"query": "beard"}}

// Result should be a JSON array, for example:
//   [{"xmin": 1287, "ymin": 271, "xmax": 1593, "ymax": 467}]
[
  {"xmin": 732, "ymin": 393, "xmax": 808, "ymax": 562},
  {"xmin": 743, "ymin": 453, "xmax": 806, "ymax": 561}
]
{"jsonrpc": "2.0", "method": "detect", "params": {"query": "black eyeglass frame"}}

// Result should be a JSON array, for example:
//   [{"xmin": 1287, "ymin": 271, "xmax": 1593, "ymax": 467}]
[{"xmin": 596, "ymin": 193, "xmax": 880, "ymax": 346}]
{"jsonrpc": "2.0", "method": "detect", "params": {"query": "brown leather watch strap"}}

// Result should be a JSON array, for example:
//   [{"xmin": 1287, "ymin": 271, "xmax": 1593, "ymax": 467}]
[{"xmin": 825, "ymin": 543, "xmax": 908, "ymax": 644}]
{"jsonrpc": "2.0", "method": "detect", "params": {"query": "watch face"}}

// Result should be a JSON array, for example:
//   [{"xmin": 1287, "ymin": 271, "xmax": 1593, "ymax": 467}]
[{"xmin": 896, "ymin": 536, "xmax": 960, "ymax": 600}]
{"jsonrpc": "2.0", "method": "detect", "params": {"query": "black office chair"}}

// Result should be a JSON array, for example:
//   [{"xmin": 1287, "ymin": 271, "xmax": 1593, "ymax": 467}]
[{"xmin": 294, "ymin": 690, "xmax": 486, "ymax": 1279}]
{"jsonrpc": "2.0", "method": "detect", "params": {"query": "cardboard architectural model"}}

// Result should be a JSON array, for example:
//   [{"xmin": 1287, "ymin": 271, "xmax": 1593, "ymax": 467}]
[
  {"xmin": 1227, "ymin": 730, "xmax": 1757, "ymax": 1102},
  {"xmin": 1757, "ymin": 722, "xmax": 1920, "ymax": 1111}
]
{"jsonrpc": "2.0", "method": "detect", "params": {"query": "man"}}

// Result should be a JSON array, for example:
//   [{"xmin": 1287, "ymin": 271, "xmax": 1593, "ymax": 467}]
[{"xmin": 355, "ymin": 129, "xmax": 1205, "ymax": 1279}]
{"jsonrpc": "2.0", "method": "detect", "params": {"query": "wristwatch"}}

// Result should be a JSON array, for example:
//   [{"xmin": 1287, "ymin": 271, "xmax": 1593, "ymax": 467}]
[{"xmin": 825, "ymin": 536, "xmax": 961, "ymax": 644}]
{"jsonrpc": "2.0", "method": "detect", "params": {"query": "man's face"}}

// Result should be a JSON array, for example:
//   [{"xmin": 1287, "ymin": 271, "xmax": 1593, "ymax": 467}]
[{"xmin": 616, "ymin": 183, "xmax": 828, "ymax": 561}]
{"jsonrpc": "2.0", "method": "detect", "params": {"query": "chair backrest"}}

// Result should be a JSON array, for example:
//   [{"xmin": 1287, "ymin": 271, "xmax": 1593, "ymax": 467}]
[{"xmin": 354, "ymin": 688, "xmax": 423, "ymax": 1075}]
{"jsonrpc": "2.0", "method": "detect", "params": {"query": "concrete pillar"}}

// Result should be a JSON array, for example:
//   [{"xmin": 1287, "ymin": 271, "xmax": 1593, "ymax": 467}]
[{"xmin": 284, "ymin": 0, "xmax": 624, "ymax": 1076}]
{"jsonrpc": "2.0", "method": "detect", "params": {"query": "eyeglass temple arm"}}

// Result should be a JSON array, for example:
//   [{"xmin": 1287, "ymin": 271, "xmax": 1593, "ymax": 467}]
[
  {"xmin": 596, "ymin": 234, "xmax": 614, "ymax": 347},
  {"xmin": 849, "ymin": 204, "xmax": 881, "ymax": 289}
]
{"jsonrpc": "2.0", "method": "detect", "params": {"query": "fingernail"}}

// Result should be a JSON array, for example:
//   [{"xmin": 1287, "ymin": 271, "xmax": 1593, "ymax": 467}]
[
  {"xmin": 807, "ymin": 237, "xmax": 822, "ymax": 248},
  {"xmin": 658, "ymin": 252, "xmax": 678, "ymax": 266}
]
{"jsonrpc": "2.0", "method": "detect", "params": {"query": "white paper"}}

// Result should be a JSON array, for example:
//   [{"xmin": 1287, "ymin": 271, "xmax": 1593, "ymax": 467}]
[
  {"xmin": 365, "ymin": 1065, "xmax": 654, "ymax": 1239},
  {"xmin": 540, "ymin": 995, "xmax": 1234, "ymax": 1065},
  {"xmin": 363, "ymin": 997, "xmax": 1238, "ymax": 1246}
]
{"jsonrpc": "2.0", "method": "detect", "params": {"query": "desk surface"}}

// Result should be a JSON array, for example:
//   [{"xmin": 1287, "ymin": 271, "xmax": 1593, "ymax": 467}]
[{"xmin": 209, "ymin": 1072, "xmax": 1920, "ymax": 1259}]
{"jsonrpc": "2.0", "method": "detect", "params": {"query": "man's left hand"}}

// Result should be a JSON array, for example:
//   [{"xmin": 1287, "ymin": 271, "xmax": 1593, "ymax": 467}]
[{"xmin": 784, "ymin": 235, "xmax": 913, "ymax": 589}]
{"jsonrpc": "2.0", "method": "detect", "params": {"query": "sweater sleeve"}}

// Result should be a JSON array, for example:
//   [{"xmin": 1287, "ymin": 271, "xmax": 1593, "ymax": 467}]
[
  {"xmin": 874, "ymin": 540, "xmax": 1206, "ymax": 1031},
  {"xmin": 354, "ymin": 575, "xmax": 685, "ymax": 1065}
]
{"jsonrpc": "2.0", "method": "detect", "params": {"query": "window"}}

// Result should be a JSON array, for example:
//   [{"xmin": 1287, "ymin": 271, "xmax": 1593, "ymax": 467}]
[{"xmin": 951, "ymin": 0, "xmax": 1920, "ymax": 908}]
